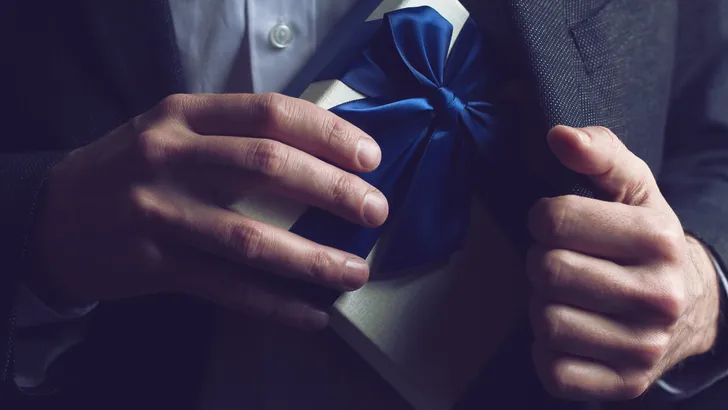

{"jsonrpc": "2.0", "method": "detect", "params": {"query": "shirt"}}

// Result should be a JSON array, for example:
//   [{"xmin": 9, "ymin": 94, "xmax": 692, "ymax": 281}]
[
  {"xmin": 170, "ymin": 0, "xmax": 358, "ymax": 94},
  {"xmin": 13, "ymin": 0, "xmax": 728, "ymax": 406}
]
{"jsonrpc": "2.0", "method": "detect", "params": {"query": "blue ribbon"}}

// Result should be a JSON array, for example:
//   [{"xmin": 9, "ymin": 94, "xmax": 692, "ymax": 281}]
[{"xmin": 290, "ymin": 6, "xmax": 499, "ymax": 274}]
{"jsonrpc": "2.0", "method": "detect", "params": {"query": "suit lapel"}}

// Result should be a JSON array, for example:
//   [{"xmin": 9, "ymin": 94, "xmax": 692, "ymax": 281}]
[
  {"xmin": 81, "ymin": 0, "xmax": 185, "ymax": 117},
  {"xmin": 506, "ymin": 0, "xmax": 585, "ymax": 127},
  {"xmin": 506, "ymin": 0, "xmax": 610, "ymax": 198}
]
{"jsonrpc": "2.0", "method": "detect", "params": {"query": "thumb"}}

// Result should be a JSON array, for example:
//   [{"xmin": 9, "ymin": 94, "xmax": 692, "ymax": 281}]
[{"xmin": 547, "ymin": 125, "xmax": 663, "ymax": 208}]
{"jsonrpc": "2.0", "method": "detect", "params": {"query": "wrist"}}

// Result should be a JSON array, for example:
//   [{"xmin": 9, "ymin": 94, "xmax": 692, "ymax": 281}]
[{"xmin": 685, "ymin": 235, "xmax": 721, "ymax": 356}]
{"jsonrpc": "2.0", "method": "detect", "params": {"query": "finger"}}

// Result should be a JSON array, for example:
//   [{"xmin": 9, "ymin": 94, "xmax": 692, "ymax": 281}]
[
  {"xmin": 547, "ymin": 126, "xmax": 665, "ymax": 210},
  {"xmin": 211, "ymin": 137, "xmax": 389, "ymax": 227},
  {"xmin": 526, "ymin": 245, "xmax": 688, "ymax": 325},
  {"xmin": 153, "ymin": 93, "xmax": 381, "ymax": 172},
  {"xmin": 530, "ymin": 300, "xmax": 669, "ymax": 369},
  {"xmin": 528, "ymin": 195, "xmax": 684, "ymax": 262},
  {"xmin": 532, "ymin": 343, "xmax": 654, "ymax": 401},
  {"xmin": 132, "ymin": 189, "xmax": 371, "ymax": 291},
  {"xmin": 527, "ymin": 246, "xmax": 654, "ymax": 317},
  {"xmin": 187, "ymin": 136, "xmax": 389, "ymax": 228},
  {"xmin": 166, "ymin": 249, "xmax": 330, "ymax": 331}
]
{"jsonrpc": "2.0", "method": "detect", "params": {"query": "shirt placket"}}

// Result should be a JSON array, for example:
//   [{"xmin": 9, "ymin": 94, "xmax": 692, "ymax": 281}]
[{"xmin": 247, "ymin": 0, "xmax": 318, "ymax": 93}]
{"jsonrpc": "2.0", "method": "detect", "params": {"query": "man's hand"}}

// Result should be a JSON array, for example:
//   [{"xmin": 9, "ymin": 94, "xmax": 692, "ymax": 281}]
[
  {"xmin": 36, "ymin": 93, "xmax": 388, "ymax": 330},
  {"xmin": 528, "ymin": 126, "xmax": 721, "ymax": 401}
]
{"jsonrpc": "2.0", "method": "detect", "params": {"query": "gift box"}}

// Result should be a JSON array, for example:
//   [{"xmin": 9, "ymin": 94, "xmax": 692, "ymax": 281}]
[{"xmin": 230, "ymin": 1, "xmax": 528, "ymax": 409}]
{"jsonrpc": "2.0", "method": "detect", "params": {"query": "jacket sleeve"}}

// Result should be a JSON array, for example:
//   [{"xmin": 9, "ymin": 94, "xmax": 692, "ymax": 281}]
[
  {"xmin": 0, "ymin": 151, "xmax": 68, "ymax": 401},
  {"xmin": 655, "ymin": 0, "xmax": 728, "ymax": 400}
]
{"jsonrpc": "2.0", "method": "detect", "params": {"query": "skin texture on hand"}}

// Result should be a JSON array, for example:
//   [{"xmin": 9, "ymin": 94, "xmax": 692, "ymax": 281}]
[
  {"xmin": 528, "ymin": 125, "xmax": 721, "ymax": 401},
  {"xmin": 35, "ymin": 93, "xmax": 389, "ymax": 331}
]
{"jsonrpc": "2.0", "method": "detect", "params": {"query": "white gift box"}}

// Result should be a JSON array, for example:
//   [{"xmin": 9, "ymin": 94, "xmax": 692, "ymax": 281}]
[{"xmin": 218, "ymin": 1, "xmax": 528, "ymax": 409}]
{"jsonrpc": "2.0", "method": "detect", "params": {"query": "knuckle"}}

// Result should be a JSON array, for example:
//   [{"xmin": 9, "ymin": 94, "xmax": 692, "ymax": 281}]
[
  {"xmin": 254, "ymin": 92, "xmax": 292, "ymax": 132},
  {"xmin": 530, "ymin": 196, "xmax": 574, "ymax": 242},
  {"xmin": 648, "ymin": 221, "xmax": 685, "ymax": 262},
  {"xmin": 632, "ymin": 332, "xmax": 670, "ymax": 367},
  {"xmin": 322, "ymin": 114, "xmax": 355, "ymax": 149},
  {"xmin": 621, "ymin": 160, "xmax": 652, "ymax": 205},
  {"xmin": 596, "ymin": 126, "xmax": 616, "ymax": 138},
  {"xmin": 546, "ymin": 362, "xmax": 577, "ymax": 398},
  {"xmin": 537, "ymin": 305, "xmax": 565, "ymax": 345},
  {"xmin": 329, "ymin": 172, "xmax": 358, "ymax": 208},
  {"xmin": 539, "ymin": 249, "xmax": 571, "ymax": 291},
  {"xmin": 544, "ymin": 308, "xmax": 564, "ymax": 344},
  {"xmin": 633, "ymin": 275, "xmax": 686, "ymax": 323},
  {"xmin": 621, "ymin": 373, "xmax": 652, "ymax": 400},
  {"xmin": 248, "ymin": 139, "xmax": 289, "ymax": 177},
  {"xmin": 129, "ymin": 112, "xmax": 153, "ymax": 136},
  {"xmin": 653, "ymin": 280, "xmax": 687, "ymax": 323},
  {"xmin": 598, "ymin": 125, "xmax": 622, "ymax": 155},
  {"xmin": 156, "ymin": 93, "xmax": 193, "ymax": 118},
  {"xmin": 128, "ymin": 186, "xmax": 168, "ymax": 224},
  {"xmin": 228, "ymin": 222, "xmax": 267, "ymax": 262},
  {"xmin": 135, "ymin": 129, "xmax": 172, "ymax": 165},
  {"xmin": 307, "ymin": 250, "xmax": 337, "ymax": 284}
]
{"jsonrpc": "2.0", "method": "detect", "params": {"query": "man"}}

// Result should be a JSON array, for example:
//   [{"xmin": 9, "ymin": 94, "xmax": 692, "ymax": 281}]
[{"xmin": 1, "ymin": 0, "xmax": 727, "ymax": 409}]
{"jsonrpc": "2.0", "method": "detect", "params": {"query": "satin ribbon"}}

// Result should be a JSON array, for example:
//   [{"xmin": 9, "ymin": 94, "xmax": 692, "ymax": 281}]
[{"xmin": 291, "ymin": 6, "xmax": 499, "ymax": 274}]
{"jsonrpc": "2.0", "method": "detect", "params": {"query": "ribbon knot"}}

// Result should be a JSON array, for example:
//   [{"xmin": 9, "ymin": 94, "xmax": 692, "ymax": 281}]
[
  {"xmin": 430, "ymin": 86, "xmax": 466, "ymax": 128},
  {"xmin": 291, "ymin": 6, "xmax": 500, "ymax": 275}
]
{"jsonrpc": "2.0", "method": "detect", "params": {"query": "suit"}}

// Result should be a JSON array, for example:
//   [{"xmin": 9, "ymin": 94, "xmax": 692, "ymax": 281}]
[{"xmin": 1, "ymin": 0, "xmax": 727, "ymax": 409}]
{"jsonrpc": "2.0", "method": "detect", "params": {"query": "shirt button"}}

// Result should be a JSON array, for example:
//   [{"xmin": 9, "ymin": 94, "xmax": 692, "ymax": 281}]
[{"xmin": 269, "ymin": 23, "xmax": 294, "ymax": 49}]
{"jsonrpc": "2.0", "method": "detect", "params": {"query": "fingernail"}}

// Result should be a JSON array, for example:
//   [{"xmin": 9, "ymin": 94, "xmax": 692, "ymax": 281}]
[
  {"xmin": 362, "ymin": 190, "xmax": 388, "ymax": 227},
  {"xmin": 356, "ymin": 139, "xmax": 382, "ymax": 170},
  {"xmin": 572, "ymin": 127, "xmax": 591, "ymax": 145},
  {"xmin": 344, "ymin": 258, "xmax": 369, "ymax": 290}
]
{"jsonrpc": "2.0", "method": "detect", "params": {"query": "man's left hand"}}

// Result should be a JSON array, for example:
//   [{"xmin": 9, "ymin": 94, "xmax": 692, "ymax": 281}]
[{"xmin": 528, "ymin": 125, "xmax": 722, "ymax": 401}]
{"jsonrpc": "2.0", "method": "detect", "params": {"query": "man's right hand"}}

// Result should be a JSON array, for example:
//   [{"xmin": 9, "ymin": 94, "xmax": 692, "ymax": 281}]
[{"xmin": 34, "ymin": 93, "xmax": 388, "ymax": 330}]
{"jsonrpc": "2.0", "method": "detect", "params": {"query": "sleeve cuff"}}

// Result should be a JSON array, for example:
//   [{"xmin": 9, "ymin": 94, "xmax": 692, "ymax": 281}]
[
  {"xmin": 12, "ymin": 284, "xmax": 96, "ymax": 389},
  {"xmin": 14, "ymin": 284, "xmax": 97, "ymax": 329}
]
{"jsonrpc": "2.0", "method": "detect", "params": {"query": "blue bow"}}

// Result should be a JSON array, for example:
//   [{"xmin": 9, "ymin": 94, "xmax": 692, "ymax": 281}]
[{"xmin": 290, "ymin": 6, "xmax": 499, "ymax": 274}]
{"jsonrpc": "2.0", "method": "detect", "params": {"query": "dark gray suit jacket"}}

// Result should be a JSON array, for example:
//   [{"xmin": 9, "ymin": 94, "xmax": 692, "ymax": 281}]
[{"xmin": 1, "ymin": 0, "xmax": 727, "ymax": 409}]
